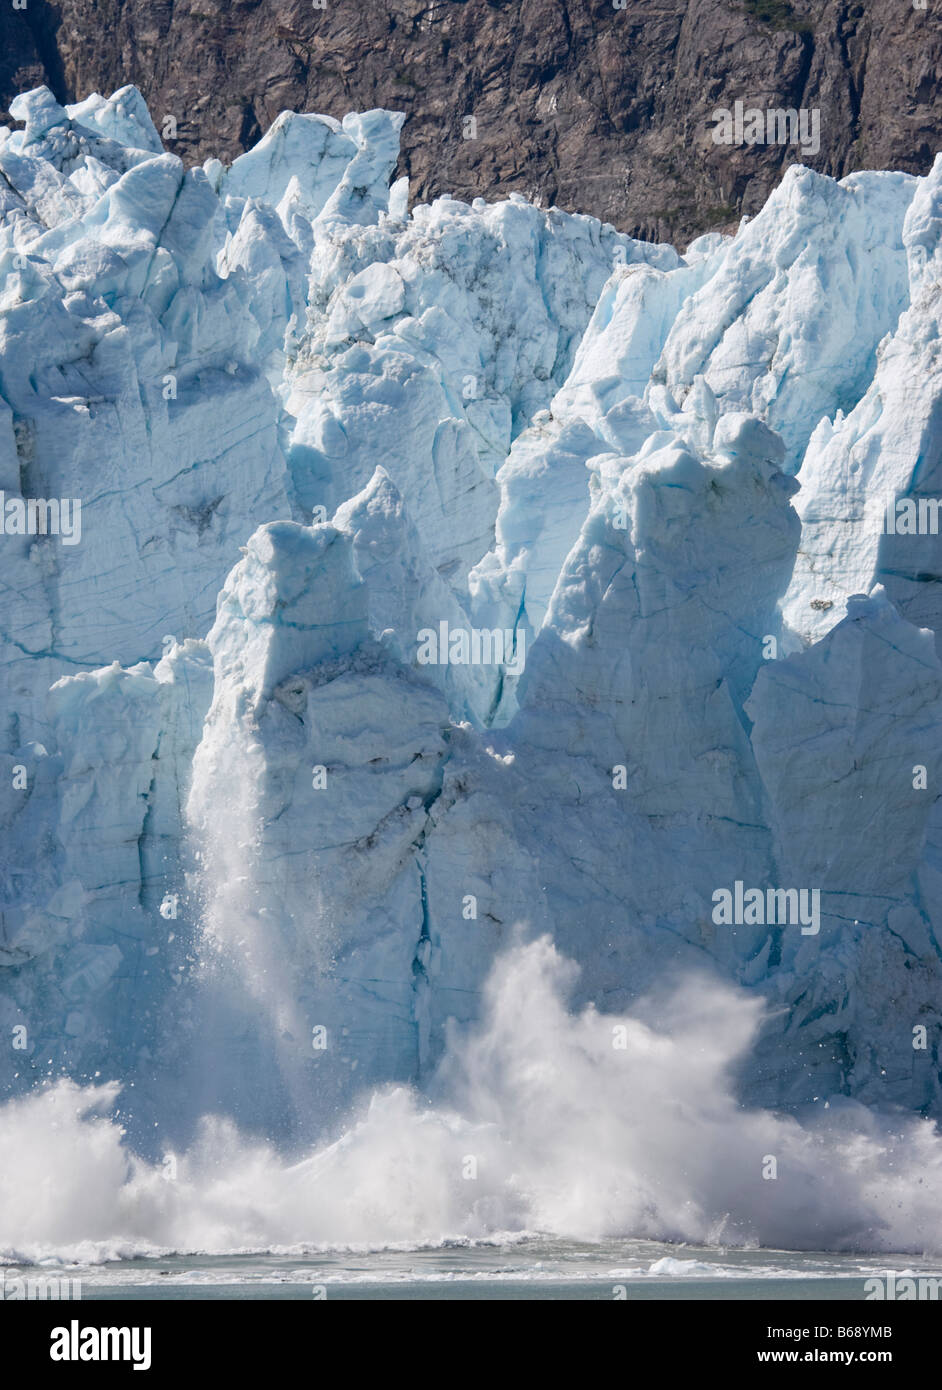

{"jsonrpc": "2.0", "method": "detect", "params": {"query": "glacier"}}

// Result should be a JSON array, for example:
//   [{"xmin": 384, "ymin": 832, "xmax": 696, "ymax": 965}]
[{"xmin": 2, "ymin": 83, "xmax": 942, "ymax": 1255}]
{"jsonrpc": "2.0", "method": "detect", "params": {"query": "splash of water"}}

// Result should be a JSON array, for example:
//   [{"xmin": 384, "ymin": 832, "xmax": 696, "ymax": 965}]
[{"xmin": 1, "ymin": 937, "xmax": 941, "ymax": 1263}]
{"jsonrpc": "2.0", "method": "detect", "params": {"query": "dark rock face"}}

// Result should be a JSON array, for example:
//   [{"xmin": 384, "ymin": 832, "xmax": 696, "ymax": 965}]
[{"xmin": 2, "ymin": 0, "xmax": 941, "ymax": 245}]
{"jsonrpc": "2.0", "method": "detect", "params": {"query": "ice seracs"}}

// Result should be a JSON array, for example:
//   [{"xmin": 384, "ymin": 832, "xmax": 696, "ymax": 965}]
[{"xmin": 1, "ymin": 83, "xmax": 942, "ymax": 1160}]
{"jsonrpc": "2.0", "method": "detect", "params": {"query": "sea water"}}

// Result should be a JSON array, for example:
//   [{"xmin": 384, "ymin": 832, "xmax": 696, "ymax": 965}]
[{"xmin": 10, "ymin": 1242, "xmax": 942, "ymax": 1301}]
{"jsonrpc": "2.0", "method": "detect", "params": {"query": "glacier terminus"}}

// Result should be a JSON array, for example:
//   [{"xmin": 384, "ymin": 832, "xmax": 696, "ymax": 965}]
[{"xmin": 1, "ymin": 82, "xmax": 942, "ymax": 1259}]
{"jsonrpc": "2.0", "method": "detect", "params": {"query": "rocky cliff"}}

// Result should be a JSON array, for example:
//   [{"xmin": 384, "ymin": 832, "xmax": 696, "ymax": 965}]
[{"xmin": 2, "ymin": 0, "xmax": 941, "ymax": 244}]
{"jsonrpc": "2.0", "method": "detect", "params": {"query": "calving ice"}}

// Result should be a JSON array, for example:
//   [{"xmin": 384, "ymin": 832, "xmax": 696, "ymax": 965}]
[
  {"xmin": 50, "ymin": 1321, "xmax": 151, "ymax": 1370},
  {"xmin": 712, "ymin": 881, "xmax": 821, "ymax": 934},
  {"xmin": 0, "ymin": 492, "xmax": 81, "ymax": 544},
  {"xmin": 4, "ymin": 73, "xmax": 942, "ymax": 1281}
]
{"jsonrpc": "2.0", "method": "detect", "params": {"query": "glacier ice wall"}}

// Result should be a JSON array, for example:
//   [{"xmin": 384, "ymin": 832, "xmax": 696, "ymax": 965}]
[{"xmin": 2, "ymin": 83, "xmax": 942, "ymax": 1175}]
